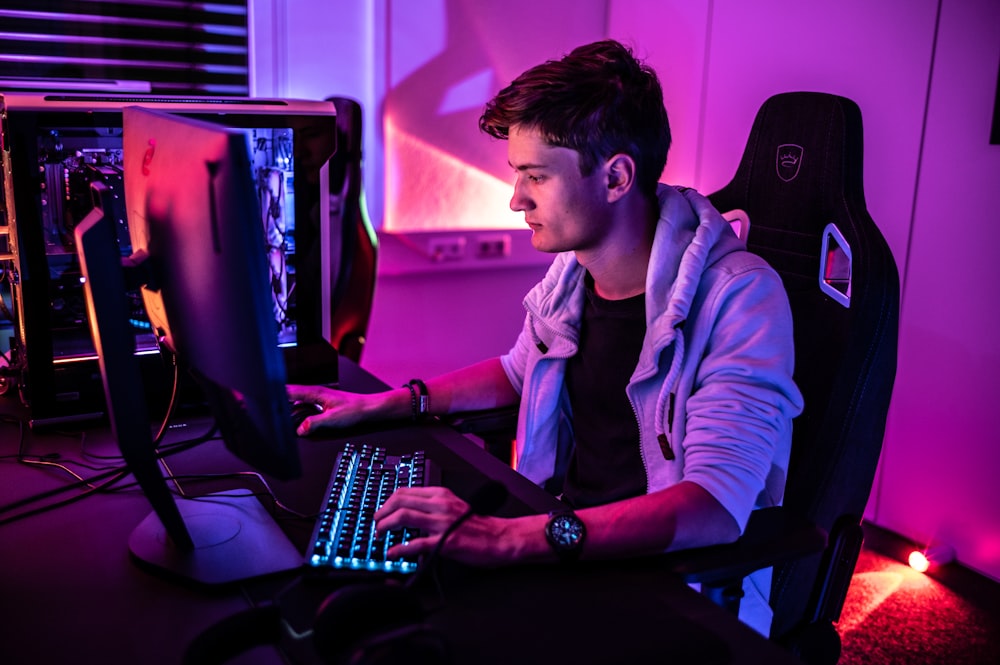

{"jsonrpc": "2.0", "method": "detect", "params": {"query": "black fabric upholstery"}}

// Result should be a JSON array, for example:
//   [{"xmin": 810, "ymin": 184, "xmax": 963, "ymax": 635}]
[{"xmin": 708, "ymin": 92, "xmax": 900, "ymax": 642}]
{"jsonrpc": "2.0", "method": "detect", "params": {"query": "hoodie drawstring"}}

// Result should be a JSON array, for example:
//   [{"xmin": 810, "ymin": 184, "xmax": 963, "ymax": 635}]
[{"xmin": 655, "ymin": 324, "xmax": 685, "ymax": 461}]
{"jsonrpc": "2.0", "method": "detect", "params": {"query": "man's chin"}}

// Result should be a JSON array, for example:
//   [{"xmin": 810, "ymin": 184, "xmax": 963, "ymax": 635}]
[{"xmin": 528, "ymin": 232, "xmax": 559, "ymax": 254}]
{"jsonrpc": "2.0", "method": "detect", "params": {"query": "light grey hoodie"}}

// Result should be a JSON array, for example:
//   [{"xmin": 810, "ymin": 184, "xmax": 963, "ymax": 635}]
[{"xmin": 500, "ymin": 184, "xmax": 804, "ymax": 634}]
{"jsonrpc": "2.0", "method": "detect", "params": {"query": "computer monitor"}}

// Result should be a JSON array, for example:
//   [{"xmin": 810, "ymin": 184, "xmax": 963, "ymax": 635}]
[{"xmin": 73, "ymin": 106, "xmax": 311, "ymax": 584}]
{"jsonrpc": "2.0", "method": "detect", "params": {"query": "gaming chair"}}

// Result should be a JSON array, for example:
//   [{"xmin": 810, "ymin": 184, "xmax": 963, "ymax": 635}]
[
  {"xmin": 326, "ymin": 96, "xmax": 378, "ymax": 363},
  {"xmin": 668, "ymin": 91, "xmax": 900, "ymax": 664}
]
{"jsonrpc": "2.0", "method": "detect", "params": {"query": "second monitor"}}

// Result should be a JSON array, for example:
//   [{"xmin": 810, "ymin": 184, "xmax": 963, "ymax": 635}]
[{"xmin": 75, "ymin": 104, "xmax": 309, "ymax": 584}]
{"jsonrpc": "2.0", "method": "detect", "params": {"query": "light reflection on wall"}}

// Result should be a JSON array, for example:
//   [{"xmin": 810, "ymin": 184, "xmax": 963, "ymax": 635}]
[{"xmin": 383, "ymin": 114, "xmax": 523, "ymax": 232}]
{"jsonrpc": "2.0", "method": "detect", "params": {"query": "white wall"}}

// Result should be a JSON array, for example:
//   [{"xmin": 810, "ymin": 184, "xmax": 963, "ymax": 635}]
[{"xmin": 257, "ymin": 0, "xmax": 1000, "ymax": 581}]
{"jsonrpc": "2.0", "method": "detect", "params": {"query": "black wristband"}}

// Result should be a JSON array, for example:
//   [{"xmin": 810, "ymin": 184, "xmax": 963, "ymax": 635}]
[
  {"xmin": 404, "ymin": 379, "xmax": 429, "ymax": 421},
  {"xmin": 402, "ymin": 383, "xmax": 419, "ymax": 421}
]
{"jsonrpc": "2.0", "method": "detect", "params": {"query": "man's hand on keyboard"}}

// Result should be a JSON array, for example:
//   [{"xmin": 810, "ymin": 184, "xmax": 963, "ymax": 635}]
[{"xmin": 373, "ymin": 486, "xmax": 548, "ymax": 567}]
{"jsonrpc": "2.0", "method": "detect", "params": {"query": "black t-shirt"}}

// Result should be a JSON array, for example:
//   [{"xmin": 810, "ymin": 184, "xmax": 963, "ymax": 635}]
[{"xmin": 561, "ymin": 278, "xmax": 647, "ymax": 508}]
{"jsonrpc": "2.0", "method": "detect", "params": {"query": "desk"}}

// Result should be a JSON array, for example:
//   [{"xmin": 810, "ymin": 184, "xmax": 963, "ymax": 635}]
[{"xmin": 0, "ymin": 358, "xmax": 802, "ymax": 665}]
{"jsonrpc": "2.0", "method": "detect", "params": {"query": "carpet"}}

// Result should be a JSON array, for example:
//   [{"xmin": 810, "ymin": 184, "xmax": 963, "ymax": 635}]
[{"xmin": 836, "ymin": 549, "xmax": 1000, "ymax": 664}]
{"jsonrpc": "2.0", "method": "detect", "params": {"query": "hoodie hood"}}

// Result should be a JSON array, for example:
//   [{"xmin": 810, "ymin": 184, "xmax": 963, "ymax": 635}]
[
  {"xmin": 645, "ymin": 184, "xmax": 746, "ymax": 345},
  {"xmin": 523, "ymin": 185, "xmax": 744, "ymax": 353},
  {"xmin": 520, "ymin": 184, "xmax": 747, "ymax": 454},
  {"xmin": 640, "ymin": 185, "xmax": 746, "ymax": 451}
]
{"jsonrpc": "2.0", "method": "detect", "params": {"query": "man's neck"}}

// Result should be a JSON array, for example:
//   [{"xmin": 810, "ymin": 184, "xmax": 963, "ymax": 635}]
[
  {"xmin": 577, "ymin": 197, "xmax": 658, "ymax": 301},
  {"xmin": 587, "ymin": 264, "xmax": 649, "ymax": 301}
]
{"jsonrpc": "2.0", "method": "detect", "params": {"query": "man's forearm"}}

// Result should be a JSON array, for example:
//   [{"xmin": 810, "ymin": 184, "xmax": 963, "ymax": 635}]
[
  {"xmin": 422, "ymin": 357, "xmax": 520, "ymax": 415},
  {"xmin": 577, "ymin": 481, "xmax": 740, "ymax": 558},
  {"xmin": 482, "ymin": 481, "xmax": 741, "ymax": 566}
]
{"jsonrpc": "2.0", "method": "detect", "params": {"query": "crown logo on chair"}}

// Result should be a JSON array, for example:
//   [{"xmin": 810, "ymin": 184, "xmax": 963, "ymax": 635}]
[{"xmin": 776, "ymin": 144, "xmax": 804, "ymax": 182}]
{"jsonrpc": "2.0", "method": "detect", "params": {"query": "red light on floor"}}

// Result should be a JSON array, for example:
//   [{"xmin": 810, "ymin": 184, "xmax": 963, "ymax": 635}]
[
  {"xmin": 908, "ymin": 544, "xmax": 955, "ymax": 573},
  {"xmin": 908, "ymin": 550, "xmax": 931, "ymax": 572}
]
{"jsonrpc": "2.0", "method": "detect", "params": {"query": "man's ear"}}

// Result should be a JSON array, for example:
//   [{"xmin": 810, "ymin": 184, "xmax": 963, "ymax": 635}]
[{"xmin": 605, "ymin": 153, "xmax": 637, "ymax": 202}]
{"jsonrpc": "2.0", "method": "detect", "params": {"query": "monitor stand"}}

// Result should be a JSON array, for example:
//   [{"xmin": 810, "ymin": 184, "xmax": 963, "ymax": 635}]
[
  {"xmin": 128, "ymin": 491, "xmax": 302, "ymax": 585},
  {"xmin": 75, "ymin": 186, "xmax": 302, "ymax": 586}
]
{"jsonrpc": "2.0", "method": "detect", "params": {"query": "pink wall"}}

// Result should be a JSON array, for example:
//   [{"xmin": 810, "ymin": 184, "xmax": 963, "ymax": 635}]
[
  {"xmin": 873, "ymin": 0, "xmax": 1000, "ymax": 581},
  {"xmin": 381, "ymin": 0, "xmax": 607, "ymax": 231},
  {"xmin": 631, "ymin": 0, "xmax": 1000, "ymax": 582}
]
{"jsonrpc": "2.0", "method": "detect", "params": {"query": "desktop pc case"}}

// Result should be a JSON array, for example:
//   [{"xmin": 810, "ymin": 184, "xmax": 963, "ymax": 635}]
[{"xmin": 0, "ymin": 92, "xmax": 341, "ymax": 426}]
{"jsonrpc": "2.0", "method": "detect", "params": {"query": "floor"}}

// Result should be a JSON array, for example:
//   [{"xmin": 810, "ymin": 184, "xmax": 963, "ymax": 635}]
[{"xmin": 835, "ymin": 523, "xmax": 1000, "ymax": 665}]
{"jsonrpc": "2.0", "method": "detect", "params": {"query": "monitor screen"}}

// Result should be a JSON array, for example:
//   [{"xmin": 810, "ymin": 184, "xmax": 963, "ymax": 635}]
[{"xmin": 73, "ymin": 105, "xmax": 316, "ymax": 584}]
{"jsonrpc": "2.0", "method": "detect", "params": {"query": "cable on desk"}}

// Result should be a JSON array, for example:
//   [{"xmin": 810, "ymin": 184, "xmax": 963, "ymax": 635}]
[
  {"xmin": 0, "ymin": 422, "xmax": 219, "ymax": 522},
  {"xmin": 0, "ymin": 346, "xmax": 211, "ymax": 522},
  {"xmin": 0, "ymin": 464, "xmax": 123, "ymax": 515},
  {"xmin": 72, "ymin": 355, "xmax": 183, "ymax": 466},
  {"xmin": 116, "ymin": 470, "xmax": 313, "ymax": 520},
  {"xmin": 17, "ymin": 455, "xmax": 93, "ymax": 485},
  {"xmin": 17, "ymin": 424, "xmax": 111, "ymax": 484},
  {"xmin": 0, "ymin": 466, "xmax": 131, "ymax": 526},
  {"xmin": 2, "ymin": 414, "xmax": 114, "ymax": 488},
  {"xmin": 153, "ymin": 349, "xmax": 182, "ymax": 446},
  {"xmin": 79, "ymin": 428, "xmax": 135, "ymax": 465},
  {"xmin": 3, "ymin": 412, "xmax": 135, "ymax": 478}
]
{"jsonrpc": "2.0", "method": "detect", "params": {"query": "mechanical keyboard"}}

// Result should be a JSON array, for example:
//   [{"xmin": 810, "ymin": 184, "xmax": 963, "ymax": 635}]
[{"xmin": 305, "ymin": 441, "xmax": 437, "ymax": 574}]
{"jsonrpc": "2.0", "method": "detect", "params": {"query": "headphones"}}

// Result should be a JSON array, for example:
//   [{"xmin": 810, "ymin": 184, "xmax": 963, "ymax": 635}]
[
  {"xmin": 310, "ymin": 581, "xmax": 449, "ymax": 665},
  {"xmin": 183, "ymin": 577, "xmax": 451, "ymax": 665}
]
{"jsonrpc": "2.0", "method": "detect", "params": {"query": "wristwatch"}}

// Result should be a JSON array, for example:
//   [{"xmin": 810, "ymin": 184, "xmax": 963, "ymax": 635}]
[{"xmin": 544, "ymin": 510, "xmax": 586, "ymax": 561}]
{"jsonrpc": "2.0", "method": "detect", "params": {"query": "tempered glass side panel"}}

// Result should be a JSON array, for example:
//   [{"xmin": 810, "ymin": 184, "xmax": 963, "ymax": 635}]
[
  {"xmin": 2, "ymin": 102, "xmax": 336, "ymax": 424},
  {"xmin": 35, "ymin": 122, "xmax": 301, "ymax": 360}
]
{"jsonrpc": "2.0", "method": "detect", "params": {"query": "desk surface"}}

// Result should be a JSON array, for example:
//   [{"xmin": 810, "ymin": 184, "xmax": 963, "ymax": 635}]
[{"xmin": 0, "ymin": 358, "xmax": 802, "ymax": 665}]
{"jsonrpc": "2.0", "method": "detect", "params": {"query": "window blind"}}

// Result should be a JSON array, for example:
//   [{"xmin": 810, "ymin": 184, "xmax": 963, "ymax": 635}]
[{"xmin": 0, "ymin": 0, "xmax": 249, "ymax": 96}]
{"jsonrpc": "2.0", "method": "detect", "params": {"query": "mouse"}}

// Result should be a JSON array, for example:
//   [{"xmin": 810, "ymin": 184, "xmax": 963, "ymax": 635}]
[{"xmin": 289, "ymin": 401, "xmax": 323, "ymax": 431}]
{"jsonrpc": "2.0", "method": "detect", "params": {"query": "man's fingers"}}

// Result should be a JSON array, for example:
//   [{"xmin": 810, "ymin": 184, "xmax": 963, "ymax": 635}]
[
  {"xmin": 375, "ymin": 505, "xmax": 452, "ymax": 534},
  {"xmin": 386, "ymin": 536, "xmax": 435, "ymax": 559}
]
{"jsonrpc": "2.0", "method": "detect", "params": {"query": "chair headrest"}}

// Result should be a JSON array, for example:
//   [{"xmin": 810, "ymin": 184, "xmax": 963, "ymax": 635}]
[{"xmin": 712, "ymin": 92, "xmax": 867, "ymax": 235}]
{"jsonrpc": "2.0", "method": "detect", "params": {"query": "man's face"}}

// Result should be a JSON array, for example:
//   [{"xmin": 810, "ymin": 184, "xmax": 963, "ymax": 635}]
[{"xmin": 507, "ymin": 125, "xmax": 610, "ymax": 254}]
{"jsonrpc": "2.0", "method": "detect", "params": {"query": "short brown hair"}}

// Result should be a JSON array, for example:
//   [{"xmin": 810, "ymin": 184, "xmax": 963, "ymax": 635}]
[{"xmin": 480, "ymin": 40, "xmax": 671, "ymax": 199}]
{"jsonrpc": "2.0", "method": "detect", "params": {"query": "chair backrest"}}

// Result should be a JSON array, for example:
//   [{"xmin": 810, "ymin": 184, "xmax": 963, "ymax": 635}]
[
  {"xmin": 326, "ymin": 96, "xmax": 378, "ymax": 363},
  {"xmin": 708, "ymin": 92, "xmax": 900, "ymax": 639}
]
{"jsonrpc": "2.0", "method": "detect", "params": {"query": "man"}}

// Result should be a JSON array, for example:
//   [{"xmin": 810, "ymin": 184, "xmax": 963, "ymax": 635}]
[{"xmin": 287, "ymin": 39, "xmax": 803, "ymax": 635}]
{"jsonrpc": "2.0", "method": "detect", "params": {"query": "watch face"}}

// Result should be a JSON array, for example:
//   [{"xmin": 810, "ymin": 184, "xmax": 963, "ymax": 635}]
[{"xmin": 550, "ymin": 515, "xmax": 583, "ymax": 546}]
